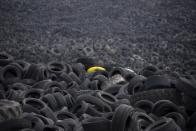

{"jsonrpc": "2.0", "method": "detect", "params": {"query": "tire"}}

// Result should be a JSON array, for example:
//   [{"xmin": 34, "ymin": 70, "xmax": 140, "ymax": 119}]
[
  {"xmin": 0, "ymin": 100, "xmax": 22, "ymax": 122},
  {"xmin": 22, "ymin": 98, "xmax": 46, "ymax": 114},
  {"xmin": 64, "ymin": 94, "xmax": 75, "ymax": 109},
  {"xmin": 96, "ymin": 91, "xmax": 118, "ymax": 105},
  {"xmin": 59, "ymin": 72, "xmax": 73, "ymax": 84},
  {"xmin": 145, "ymin": 117, "xmax": 182, "ymax": 131},
  {"xmin": 47, "ymin": 61, "xmax": 65, "ymax": 75},
  {"xmin": 89, "ymin": 80, "xmax": 101, "ymax": 90},
  {"xmin": 91, "ymin": 75, "xmax": 108, "ymax": 90},
  {"xmin": 130, "ymin": 89, "xmax": 183, "ymax": 105},
  {"xmin": 0, "ymin": 118, "xmax": 32, "ymax": 131},
  {"xmin": 109, "ymin": 67, "xmax": 135, "ymax": 81},
  {"xmin": 14, "ymin": 60, "xmax": 30, "ymax": 74},
  {"xmin": 111, "ymin": 104, "xmax": 134, "ymax": 131},
  {"xmin": 68, "ymin": 72, "xmax": 82, "ymax": 84},
  {"xmin": 82, "ymin": 117, "xmax": 111, "ymax": 131},
  {"xmin": 152, "ymin": 100, "xmax": 179, "ymax": 117},
  {"xmin": 176, "ymin": 76, "xmax": 196, "ymax": 100},
  {"xmin": 53, "ymin": 92, "xmax": 67, "ymax": 108},
  {"xmin": 131, "ymin": 111, "xmax": 154, "ymax": 131},
  {"xmin": 144, "ymin": 75, "xmax": 171, "ymax": 90},
  {"xmin": 71, "ymin": 63, "xmax": 86, "ymax": 80},
  {"xmin": 23, "ymin": 113, "xmax": 45, "ymax": 131},
  {"xmin": 56, "ymin": 110, "xmax": 77, "ymax": 120},
  {"xmin": 24, "ymin": 88, "xmax": 43, "ymax": 99},
  {"xmin": 139, "ymin": 65, "xmax": 160, "ymax": 77},
  {"xmin": 134, "ymin": 100, "xmax": 153, "ymax": 114},
  {"xmin": 127, "ymin": 75, "xmax": 146, "ymax": 94},
  {"xmin": 77, "ymin": 95, "xmax": 112, "ymax": 112},
  {"xmin": 0, "ymin": 64, "xmax": 22, "ymax": 84},
  {"xmin": 71, "ymin": 101, "xmax": 89, "ymax": 117},
  {"xmin": 0, "ymin": 52, "xmax": 13, "ymax": 67},
  {"xmin": 76, "ymin": 57, "xmax": 95, "ymax": 70},
  {"xmin": 165, "ymin": 112, "xmax": 186, "ymax": 129},
  {"xmin": 24, "ymin": 63, "xmax": 48, "ymax": 81},
  {"xmin": 103, "ymin": 84, "xmax": 122, "ymax": 96},
  {"xmin": 41, "ymin": 94, "xmax": 58, "ymax": 111},
  {"xmin": 43, "ymin": 125, "xmax": 64, "ymax": 131},
  {"xmin": 188, "ymin": 111, "xmax": 196, "ymax": 129},
  {"xmin": 182, "ymin": 95, "xmax": 196, "ymax": 114}
]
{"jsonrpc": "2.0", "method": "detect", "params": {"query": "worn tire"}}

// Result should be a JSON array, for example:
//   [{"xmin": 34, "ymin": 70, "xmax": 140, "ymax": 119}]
[{"xmin": 0, "ymin": 100, "xmax": 22, "ymax": 122}]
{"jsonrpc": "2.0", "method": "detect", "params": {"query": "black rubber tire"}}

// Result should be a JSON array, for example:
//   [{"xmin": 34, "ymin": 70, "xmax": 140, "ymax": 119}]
[
  {"xmin": 71, "ymin": 63, "xmax": 86, "ymax": 80},
  {"xmin": 109, "ymin": 67, "xmax": 131, "ymax": 79},
  {"xmin": 23, "ymin": 113, "xmax": 46, "ymax": 131},
  {"xmin": 71, "ymin": 101, "xmax": 89, "ymax": 117},
  {"xmin": 59, "ymin": 72, "xmax": 73, "ymax": 84},
  {"xmin": 165, "ymin": 112, "xmax": 186, "ymax": 129},
  {"xmin": 140, "ymin": 65, "xmax": 160, "ymax": 77},
  {"xmin": 47, "ymin": 61, "xmax": 66, "ymax": 75},
  {"xmin": 89, "ymin": 80, "xmax": 101, "ymax": 90},
  {"xmin": 14, "ymin": 60, "xmax": 30, "ymax": 74},
  {"xmin": 134, "ymin": 100, "xmax": 153, "ymax": 114},
  {"xmin": 127, "ymin": 75, "xmax": 146, "ymax": 94},
  {"xmin": 53, "ymin": 92, "xmax": 67, "ymax": 108},
  {"xmin": 144, "ymin": 75, "xmax": 171, "ymax": 90},
  {"xmin": 91, "ymin": 75, "xmax": 108, "ymax": 90},
  {"xmin": 0, "ymin": 52, "xmax": 13, "ymax": 67},
  {"xmin": 23, "ymin": 63, "xmax": 40, "ymax": 81},
  {"xmin": 130, "ymin": 89, "xmax": 183, "ymax": 105},
  {"xmin": 41, "ymin": 94, "xmax": 58, "ymax": 111},
  {"xmin": 0, "ymin": 118, "xmax": 32, "ymax": 131},
  {"xmin": 176, "ymin": 76, "xmax": 196, "ymax": 100},
  {"xmin": 82, "ymin": 117, "xmax": 111, "ymax": 131},
  {"xmin": 80, "ymin": 78, "xmax": 91, "ymax": 90},
  {"xmin": 96, "ymin": 91, "xmax": 118, "ymax": 105},
  {"xmin": 131, "ymin": 111, "xmax": 154, "ymax": 131},
  {"xmin": 24, "ymin": 63, "xmax": 48, "ymax": 81},
  {"xmin": 103, "ymin": 84, "xmax": 122, "ymax": 96},
  {"xmin": 76, "ymin": 57, "xmax": 96, "ymax": 70},
  {"xmin": 56, "ymin": 118, "xmax": 79, "ymax": 131},
  {"xmin": 111, "ymin": 104, "xmax": 135, "ymax": 131},
  {"xmin": 68, "ymin": 72, "xmax": 82, "ymax": 84},
  {"xmin": 145, "ymin": 117, "xmax": 182, "ymax": 131},
  {"xmin": 22, "ymin": 98, "xmax": 46, "ymax": 114},
  {"xmin": 5, "ymin": 89, "xmax": 24, "ymax": 102},
  {"xmin": 64, "ymin": 94, "xmax": 75, "ymax": 109},
  {"xmin": 0, "ymin": 100, "xmax": 22, "ymax": 122},
  {"xmin": 24, "ymin": 89, "xmax": 43, "ymax": 99},
  {"xmin": 40, "ymin": 105, "xmax": 57, "ymax": 122},
  {"xmin": 152, "ymin": 100, "xmax": 179, "ymax": 117},
  {"xmin": 0, "ymin": 91, "xmax": 5, "ymax": 99},
  {"xmin": 43, "ymin": 125, "xmax": 64, "ymax": 131},
  {"xmin": 0, "ymin": 64, "xmax": 22, "ymax": 84},
  {"xmin": 77, "ymin": 95, "xmax": 112, "ymax": 112},
  {"xmin": 56, "ymin": 110, "xmax": 77, "ymax": 120},
  {"xmin": 188, "ymin": 111, "xmax": 196, "ymax": 129},
  {"xmin": 9, "ymin": 82, "xmax": 30, "ymax": 91}
]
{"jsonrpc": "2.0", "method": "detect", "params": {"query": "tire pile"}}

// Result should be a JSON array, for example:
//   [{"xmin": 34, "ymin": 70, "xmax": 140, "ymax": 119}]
[{"xmin": 0, "ymin": 52, "xmax": 196, "ymax": 131}]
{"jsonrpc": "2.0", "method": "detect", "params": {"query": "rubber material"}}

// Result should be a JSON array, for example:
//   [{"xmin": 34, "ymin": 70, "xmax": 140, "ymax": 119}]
[
  {"xmin": 0, "ymin": 99, "xmax": 22, "ymax": 122},
  {"xmin": 82, "ymin": 117, "xmax": 111, "ymax": 131},
  {"xmin": 130, "ymin": 89, "xmax": 183, "ymax": 105},
  {"xmin": 0, "ymin": 64, "xmax": 22, "ymax": 84},
  {"xmin": 111, "ymin": 104, "xmax": 134, "ymax": 131},
  {"xmin": 145, "ymin": 117, "xmax": 182, "ymax": 131},
  {"xmin": 0, "ymin": 52, "xmax": 13, "ymax": 67},
  {"xmin": 134, "ymin": 100, "xmax": 153, "ymax": 114}
]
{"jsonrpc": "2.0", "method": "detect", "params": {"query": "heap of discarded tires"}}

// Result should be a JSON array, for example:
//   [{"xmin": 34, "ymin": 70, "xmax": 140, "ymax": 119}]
[{"xmin": 0, "ymin": 52, "xmax": 196, "ymax": 131}]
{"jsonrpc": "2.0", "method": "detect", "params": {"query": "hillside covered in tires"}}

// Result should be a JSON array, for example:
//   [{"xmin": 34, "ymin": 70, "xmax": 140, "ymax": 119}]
[
  {"xmin": 0, "ymin": 0, "xmax": 196, "ymax": 131},
  {"xmin": 0, "ymin": 0, "xmax": 196, "ymax": 76}
]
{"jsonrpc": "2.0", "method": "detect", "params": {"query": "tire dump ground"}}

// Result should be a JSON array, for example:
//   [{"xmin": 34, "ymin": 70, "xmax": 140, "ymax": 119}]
[{"xmin": 0, "ymin": 0, "xmax": 196, "ymax": 131}]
